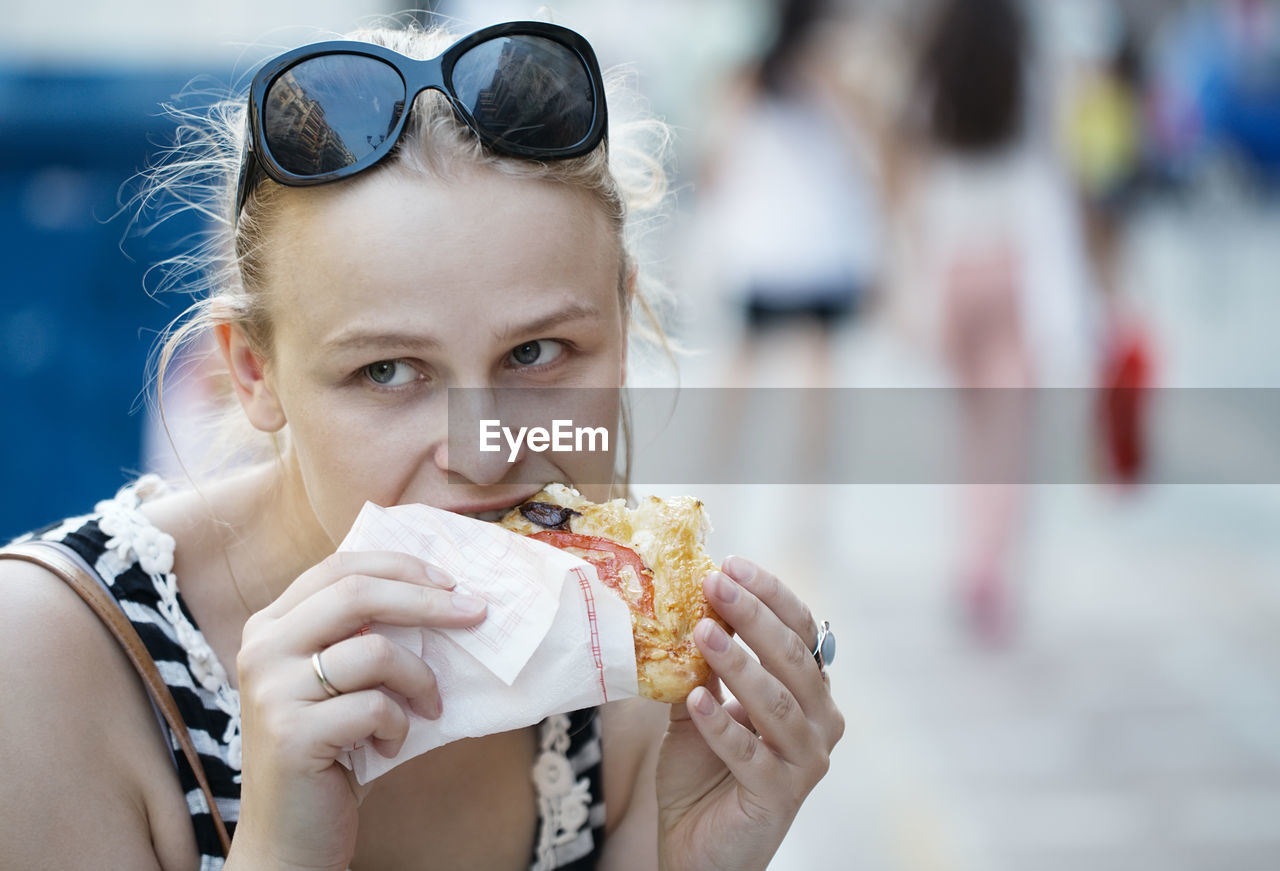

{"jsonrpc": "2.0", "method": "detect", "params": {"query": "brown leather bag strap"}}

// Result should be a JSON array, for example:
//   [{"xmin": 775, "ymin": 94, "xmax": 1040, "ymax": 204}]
[{"xmin": 0, "ymin": 540, "xmax": 233, "ymax": 857}]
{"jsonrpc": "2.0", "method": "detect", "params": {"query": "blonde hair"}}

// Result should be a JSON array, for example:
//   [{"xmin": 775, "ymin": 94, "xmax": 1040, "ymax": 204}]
[{"xmin": 140, "ymin": 21, "xmax": 675, "ymax": 478}]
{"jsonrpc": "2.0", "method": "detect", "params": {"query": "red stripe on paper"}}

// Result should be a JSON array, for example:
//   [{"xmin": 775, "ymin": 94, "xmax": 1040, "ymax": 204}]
[{"xmin": 574, "ymin": 566, "xmax": 608, "ymax": 702}]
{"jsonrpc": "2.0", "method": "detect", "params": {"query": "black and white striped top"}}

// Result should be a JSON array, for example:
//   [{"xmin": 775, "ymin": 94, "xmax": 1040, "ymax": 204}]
[{"xmin": 17, "ymin": 477, "xmax": 606, "ymax": 870}]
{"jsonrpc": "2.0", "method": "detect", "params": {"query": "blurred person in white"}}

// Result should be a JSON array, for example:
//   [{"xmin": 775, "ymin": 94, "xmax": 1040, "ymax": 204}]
[
  {"xmin": 694, "ymin": 0, "xmax": 883, "ymax": 387},
  {"xmin": 688, "ymin": 0, "xmax": 883, "ymax": 502},
  {"xmin": 888, "ymin": 0, "xmax": 1099, "ymax": 642},
  {"xmin": 0, "ymin": 20, "xmax": 842, "ymax": 871}
]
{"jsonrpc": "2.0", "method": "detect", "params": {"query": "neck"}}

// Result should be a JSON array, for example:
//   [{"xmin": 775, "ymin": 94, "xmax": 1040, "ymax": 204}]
[{"xmin": 194, "ymin": 459, "xmax": 334, "ymax": 615}]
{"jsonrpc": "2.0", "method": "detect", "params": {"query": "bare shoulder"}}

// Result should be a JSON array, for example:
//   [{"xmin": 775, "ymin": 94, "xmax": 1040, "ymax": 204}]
[
  {"xmin": 0, "ymin": 556, "xmax": 131, "ymax": 713},
  {"xmin": 0, "ymin": 557, "xmax": 191, "ymax": 869}
]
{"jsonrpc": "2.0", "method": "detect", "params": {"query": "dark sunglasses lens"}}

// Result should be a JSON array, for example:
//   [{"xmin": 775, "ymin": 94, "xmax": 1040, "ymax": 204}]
[
  {"xmin": 264, "ymin": 53, "xmax": 406, "ymax": 176},
  {"xmin": 452, "ymin": 35, "xmax": 596, "ymax": 151}
]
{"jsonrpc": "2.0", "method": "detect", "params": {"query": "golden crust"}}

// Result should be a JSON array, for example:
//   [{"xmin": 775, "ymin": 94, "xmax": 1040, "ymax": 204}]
[{"xmin": 499, "ymin": 484, "xmax": 725, "ymax": 703}]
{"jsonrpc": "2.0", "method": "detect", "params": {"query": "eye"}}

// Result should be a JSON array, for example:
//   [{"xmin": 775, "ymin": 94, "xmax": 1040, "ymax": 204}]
[
  {"xmin": 363, "ymin": 360, "xmax": 419, "ymax": 387},
  {"xmin": 508, "ymin": 339, "xmax": 565, "ymax": 368}
]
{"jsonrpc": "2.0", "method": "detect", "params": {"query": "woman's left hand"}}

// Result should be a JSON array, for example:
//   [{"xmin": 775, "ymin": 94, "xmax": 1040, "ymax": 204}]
[{"xmin": 655, "ymin": 556, "xmax": 844, "ymax": 871}]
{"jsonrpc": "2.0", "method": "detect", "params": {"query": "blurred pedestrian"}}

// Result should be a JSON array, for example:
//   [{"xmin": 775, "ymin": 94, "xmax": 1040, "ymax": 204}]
[
  {"xmin": 888, "ymin": 0, "xmax": 1098, "ymax": 642},
  {"xmin": 690, "ymin": 0, "xmax": 883, "ymax": 496},
  {"xmin": 695, "ymin": 0, "xmax": 882, "ymax": 388},
  {"xmin": 1058, "ymin": 5, "xmax": 1156, "ymax": 486}
]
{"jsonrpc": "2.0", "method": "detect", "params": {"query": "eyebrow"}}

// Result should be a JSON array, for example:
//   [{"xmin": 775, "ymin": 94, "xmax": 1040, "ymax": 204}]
[
  {"xmin": 321, "ymin": 330, "xmax": 444, "ymax": 354},
  {"xmin": 495, "ymin": 301, "xmax": 606, "ymax": 341},
  {"xmin": 319, "ymin": 302, "xmax": 607, "ymax": 354}
]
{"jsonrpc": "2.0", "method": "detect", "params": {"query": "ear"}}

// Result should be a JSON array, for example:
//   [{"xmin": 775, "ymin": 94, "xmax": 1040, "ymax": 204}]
[
  {"xmin": 214, "ymin": 323, "xmax": 287, "ymax": 433},
  {"xmin": 623, "ymin": 260, "xmax": 639, "ymax": 308},
  {"xmin": 620, "ymin": 263, "xmax": 638, "ymax": 385}
]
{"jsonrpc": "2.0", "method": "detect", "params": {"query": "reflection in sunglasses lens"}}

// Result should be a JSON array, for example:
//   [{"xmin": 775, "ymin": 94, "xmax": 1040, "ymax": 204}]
[
  {"xmin": 452, "ymin": 35, "xmax": 594, "ymax": 150},
  {"xmin": 265, "ymin": 54, "xmax": 405, "ymax": 175}
]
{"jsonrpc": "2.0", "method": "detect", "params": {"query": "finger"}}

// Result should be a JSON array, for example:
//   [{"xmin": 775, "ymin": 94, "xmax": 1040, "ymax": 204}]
[
  {"xmin": 300, "ymin": 688, "xmax": 413, "ymax": 761},
  {"xmin": 669, "ymin": 675, "xmax": 726, "ymax": 724},
  {"xmin": 264, "ymin": 551, "xmax": 455, "ymax": 617},
  {"xmin": 694, "ymin": 617, "xmax": 817, "ymax": 765},
  {"xmin": 697, "ymin": 678, "xmax": 756, "ymax": 732},
  {"xmin": 671, "ymin": 680, "xmax": 711, "ymax": 723},
  {"xmin": 312, "ymin": 635, "xmax": 443, "ymax": 720},
  {"xmin": 277, "ymin": 576, "xmax": 487, "ymax": 652},
  {"xmin": 685, "ymin": 685, "xmax": 778, "ymax": 793},
  {"xmin": 723, "ymin": 697, "xmax": 756, "ymax": 734},
  {"xmin": 705, "ymin": 570, "xmax": 830, "ymax": 718},
  {"xmin": 723, "ymin": 556, "xmax": 819, "ymax": 652}
]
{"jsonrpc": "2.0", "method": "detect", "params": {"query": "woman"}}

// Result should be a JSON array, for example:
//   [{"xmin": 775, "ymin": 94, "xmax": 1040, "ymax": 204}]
[
  {"xmin": 0, "ymin": 20, "xmax": 843, "ymax": 871},
  {"xmin": 887, "ymin": 0, "xmax": 1097, "ymax": 642},
  {"xmin": 696, "ymin": 0, "xmax": 881, "ymax": 380}
]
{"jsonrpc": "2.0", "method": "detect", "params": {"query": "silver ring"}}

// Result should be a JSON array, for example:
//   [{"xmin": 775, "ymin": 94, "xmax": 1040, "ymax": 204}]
[
  {"xmin": 311, "ymin": 650, "xmax": 342, "ymax": 698},
  {"xmin": 812, "ymin": 621, "xmax": 836, "ymax": 672}
]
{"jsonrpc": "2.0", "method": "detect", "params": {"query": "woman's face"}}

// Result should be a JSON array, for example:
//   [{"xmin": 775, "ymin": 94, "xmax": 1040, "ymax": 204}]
[{"xmin": 254, "ymin": 165, "xmax": 627, "ymax": 544}]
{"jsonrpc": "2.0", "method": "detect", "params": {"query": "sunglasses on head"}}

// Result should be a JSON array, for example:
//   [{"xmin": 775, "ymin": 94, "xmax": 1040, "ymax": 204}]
[{"xmin": 235, "ymin": 21, "xmax": 608, "ymax": 224}]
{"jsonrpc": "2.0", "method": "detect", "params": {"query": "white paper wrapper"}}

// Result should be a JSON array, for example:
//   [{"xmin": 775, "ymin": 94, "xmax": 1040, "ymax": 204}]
[{"xmin": 335, "ymin": 501, "xmax": 639, "ymax": 783}]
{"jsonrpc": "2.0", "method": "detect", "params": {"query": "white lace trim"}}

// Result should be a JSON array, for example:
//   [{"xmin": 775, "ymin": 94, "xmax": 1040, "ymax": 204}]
[
  {"xmin": 95, "ymin": 475, "xmax": 243, "ymax": 776},
  {"xmin": 530, "ymin": 713, "xmax": 593, "ymax": 871}
]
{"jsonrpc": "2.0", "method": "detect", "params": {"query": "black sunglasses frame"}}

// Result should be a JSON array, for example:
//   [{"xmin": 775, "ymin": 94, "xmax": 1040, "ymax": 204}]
[{"xmin": 234, "ymin": 21, "xmax": 608, "ymax": 223}]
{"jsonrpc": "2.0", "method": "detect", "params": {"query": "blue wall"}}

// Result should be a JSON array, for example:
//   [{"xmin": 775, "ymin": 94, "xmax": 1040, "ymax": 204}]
[{"xmin": 0, "ymin": 67, "xmax": 211, "ymax": 540}]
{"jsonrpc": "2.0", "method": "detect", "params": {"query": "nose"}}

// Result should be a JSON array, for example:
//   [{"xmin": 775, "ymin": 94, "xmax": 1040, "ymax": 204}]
[
  {"xmin": 434, "ymin": 386, "xmax": 529, "ymax": 487},
  {"xmin": 432, "ymin": 439, "xmax": 522, "ymax": 487}
]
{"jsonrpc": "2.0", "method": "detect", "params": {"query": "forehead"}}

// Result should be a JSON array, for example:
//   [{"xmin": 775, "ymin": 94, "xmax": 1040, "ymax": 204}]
[{"xmin": 260, "ymin": 166, "xmax": 622, "ymax": 343}]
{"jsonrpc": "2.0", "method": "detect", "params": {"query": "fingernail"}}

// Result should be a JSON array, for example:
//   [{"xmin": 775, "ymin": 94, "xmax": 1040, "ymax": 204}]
[
  {"xmin": 451, "ymin": 593, "xmax": 487, "ymax": 616},
  {"xmin": 691, "ymin": 686, "xmax": 717, "ymax": 716},
  {"xmin": 712, "ymin": 572, "xmax": 739, "ymax": 604},
  {"xmin": 426, "ymin": 566, "xmax": 456, "ymax": 589},
  {"xmin": 700, "ymin": 619, "xmax": 731, "ymax": 653},
  {"xmin": 725, "ymin": 556, "xmax": 756, "ymax": 584},
  {"xmin": 413, "ymin": 695, "xmax": 442, "ymax": 720}
]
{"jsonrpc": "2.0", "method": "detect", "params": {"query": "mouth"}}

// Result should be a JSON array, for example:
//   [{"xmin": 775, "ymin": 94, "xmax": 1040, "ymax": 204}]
[
  {"xmin": 449, "ymin": 488, "xmax": 548, "ymax": 523},
  {"xmin": 462, "ymin": 506, "xmax": 519, "ymax": 523}
]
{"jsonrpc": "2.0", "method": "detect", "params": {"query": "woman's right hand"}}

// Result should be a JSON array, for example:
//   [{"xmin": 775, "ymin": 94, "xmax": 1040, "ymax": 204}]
[{"xmin": 226, "ymin": 551, "xmax": 487, "ymax": 871}]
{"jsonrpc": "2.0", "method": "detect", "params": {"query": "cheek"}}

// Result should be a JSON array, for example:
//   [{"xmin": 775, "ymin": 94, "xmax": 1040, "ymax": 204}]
[
  {"xmin": 579, "ymin": 317, "xmax": 628, "ymax": 386},
  {"xmin": 280, "ymin": 385, "xmax": 437, "ymax": 534},
  {"xmin": 288, "ymin": 418, "xmax": 383, "ymax": 537},
  {"xmin": 553, "ymin": 325, "xmax": 627, "ymax": 491},
  {"xmin": 550, "ymin": 383, "xmax": 624, "ymax": 497},
  {"xmin": 560, "ymin": 449, "xmax": 619, "ymax": 502}
]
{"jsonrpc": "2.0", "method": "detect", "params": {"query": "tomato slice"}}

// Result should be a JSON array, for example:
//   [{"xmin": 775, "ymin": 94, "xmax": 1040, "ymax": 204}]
[{"xmin": 529, "ymin": 531, "xmax": 655, "ymax": 618}]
